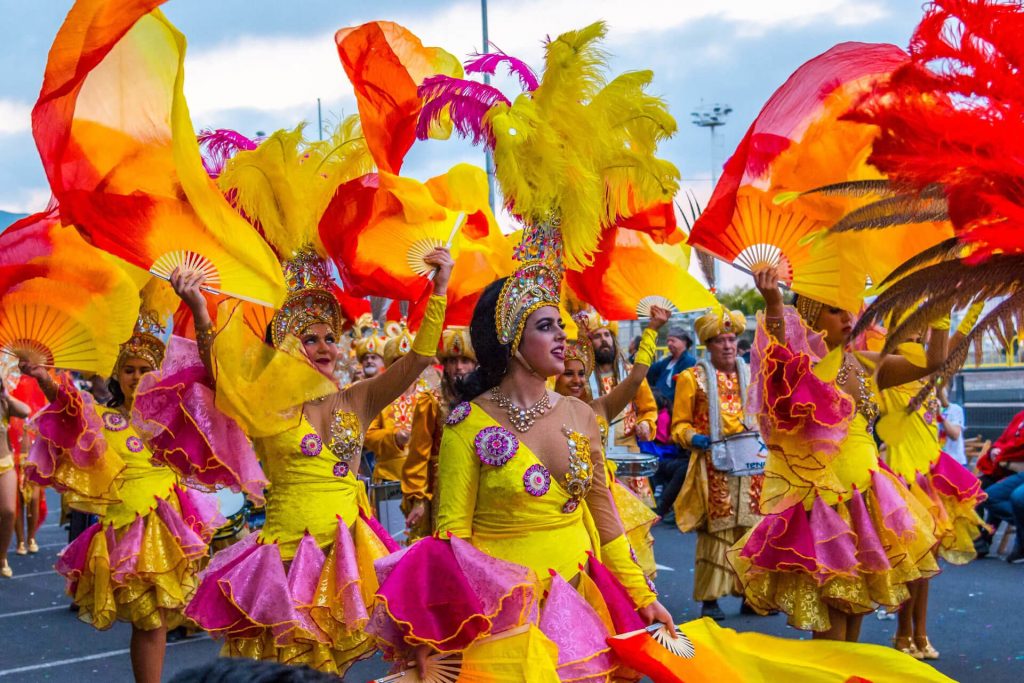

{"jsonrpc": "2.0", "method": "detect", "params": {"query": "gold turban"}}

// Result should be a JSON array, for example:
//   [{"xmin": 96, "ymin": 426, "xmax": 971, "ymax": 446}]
[
  {"xmin": 383, "ymin": 321, "xmax": 414, "ymax": 366},
  {"xmin": 695, "ymin": 308, "xmax": 746, "ymax": 344},
  {"xmin": 440, "ymin": 326, "xmax": 475, "ymax": 361}
]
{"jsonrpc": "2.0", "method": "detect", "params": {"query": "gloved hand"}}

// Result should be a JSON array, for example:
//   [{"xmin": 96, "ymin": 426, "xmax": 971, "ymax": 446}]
[{"xmin": 691, "ymin": 434, "xmax": 711, "ymax": 450}]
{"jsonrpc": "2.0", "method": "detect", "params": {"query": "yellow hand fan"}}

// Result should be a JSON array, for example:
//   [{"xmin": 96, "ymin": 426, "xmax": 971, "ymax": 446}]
[
  {"xmin": 0, "ymin": 274, "xmax": 139, "ymax": 375},
  {"xmin": 566, "ymin": 228, "xmax": 717, "ymax": 321},
  {"xmin": 373, "ymin": 653, "xmax": 462, "ymax": 683}
]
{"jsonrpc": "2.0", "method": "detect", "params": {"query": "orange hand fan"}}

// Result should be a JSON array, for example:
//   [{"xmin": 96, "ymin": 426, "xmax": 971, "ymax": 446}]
[
  {"xmin": 32, "ymin": 0, "xmax": 285, "ymax": 309},
  {"xmin": 323, "ymin": 165, "xmax": 497, "ymax": 301},
  {"xmin": 566, "ymin": 227, "xmax": 717, "ymax": 321},
  {"xmin": 688, "ymin": 43, "xmax": 911, "ymax": 312}
]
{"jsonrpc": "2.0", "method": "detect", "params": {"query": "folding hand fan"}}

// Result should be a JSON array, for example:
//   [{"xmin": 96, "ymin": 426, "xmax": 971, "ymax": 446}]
[
  {"xmin": 605, "ymin": 623, "xmax": 696, "ymax": 683},
  {"xmin": 372, "ymin": 653, "xmax": 462, "ymax": 683},
  {"xmin": 688, "ymin": 42, "xmax": 911, "ymax": 312},
  {"xmin": 33, "ymin": 0, "xmax": 285, "ymax": 309},
  {"xmin": 565, "ymin": 227, "xmax": 716, "ymax": 321}
]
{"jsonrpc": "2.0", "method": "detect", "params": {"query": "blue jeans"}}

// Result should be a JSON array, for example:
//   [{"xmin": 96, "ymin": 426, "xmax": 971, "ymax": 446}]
[{"xmin": 981, "ymin": 471, "xmax": 1024, "ymax": 551}]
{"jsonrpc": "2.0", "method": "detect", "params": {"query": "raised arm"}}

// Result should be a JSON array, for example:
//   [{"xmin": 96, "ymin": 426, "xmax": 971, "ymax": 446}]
[
  {"xmin": 875, "ymin": 317, "xmax": 949, "ymax": 390},
  {"xmin": 1, "ymin": 385, "xmax": 32, "ymax": 420},
  {"xmin": 593, "ymin": 307, "xmax": 668, "ymax": 421},
  {"xmin": 346, "ymin": 249, "xmax": 452, "ymax": 427},
  {"xmin": 17, "ymin": 362, "xmax": 57, "ymax": 404},
  {"xmin": 753, "ymin": 266, "xmax": 786, "ymax": 344},
  {"xmin": 171, "ymin": 267, "xmax": 216, "ymax": 376}
]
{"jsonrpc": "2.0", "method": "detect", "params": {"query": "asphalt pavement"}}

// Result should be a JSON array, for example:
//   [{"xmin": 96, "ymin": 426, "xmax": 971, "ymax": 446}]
[{"xmin": 1, "ymin": 490, "xmax": 1022, "ymax": 682}]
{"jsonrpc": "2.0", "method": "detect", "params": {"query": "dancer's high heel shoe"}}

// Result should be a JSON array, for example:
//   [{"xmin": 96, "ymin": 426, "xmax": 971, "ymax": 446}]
[
  {"xmin": 27, "ymin": 539, "xmax": 39, "ymax": 553},
  {"xmin": 914, "ymin": 636, "xmax": 939, "ymax": 660},
  {"xmin": 892, "ymin": 636, "xmax": 923, "ymax": 659},
  {"xmin": 15, "ymin": 542, "xmax": 27, "ymax": 556},
  {"xmin": 0, "ymin": 559, "xmax": 12, "ymax": 578}
]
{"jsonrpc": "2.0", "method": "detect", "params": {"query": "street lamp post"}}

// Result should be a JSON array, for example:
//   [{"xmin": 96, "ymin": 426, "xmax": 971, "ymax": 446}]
[
  {"xmin": 481, "ymin": 0, "xmax": 497, "ymax": 213},
  {"xmin": 691, "ymin": 103, "xmax": 731, "ymax": 287}
]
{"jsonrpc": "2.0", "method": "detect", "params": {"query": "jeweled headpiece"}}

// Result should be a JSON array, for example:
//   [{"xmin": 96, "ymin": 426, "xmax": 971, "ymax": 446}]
[
  {"xmin": 577, "ymin": 309, "xmax": 618, "ymax": 337},
  {"xmin": 114, "ymin": 310, "xmax": 166, "ymax": 376},
  {"xmin": 270, "ymin": 245, "xmax": 344, "ymax": 347},
  {"xmin": 564, "ymin": 337, "xmax": 595, "ymax": 375},
  {"xmin": 383, "ymin": 320, "xmax": 414, "ymax": 366},
  {"xmin": 695, "ymin": 308, "xmax": 746, "ymax": 344},
  {"xmin": 440, "ymin": 326, "xmax": 475, "ymax": 361},
  {"xmin": 496, "ymin": 260, "xmax": 561, "ymax": 350},
  {"xmin": 794, "ymin": 295, "xmax": 825, "ymax": 329}
]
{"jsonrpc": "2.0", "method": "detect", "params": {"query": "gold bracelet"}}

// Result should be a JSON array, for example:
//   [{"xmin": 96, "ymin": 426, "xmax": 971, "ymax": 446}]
[
  {"xmin": 195, "ymin": 323, "xmax": 216, "ymax": 351},
  {"xmin": 765, "ymin": 316, "xmax": 784, "ymax": 334}
]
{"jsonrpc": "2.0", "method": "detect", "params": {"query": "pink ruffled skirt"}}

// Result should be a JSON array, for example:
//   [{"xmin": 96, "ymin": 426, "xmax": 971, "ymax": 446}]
[
  {"xmin": 185, "ymin": 511, "xmax": 397, "ymax": 675},
  {"xmin": 57, "ymin": 485, "xmax": 223, "ymax": 631},
  {"xmin": 729, "ymin": 468, "xmax": 940, "ymax": 632}
]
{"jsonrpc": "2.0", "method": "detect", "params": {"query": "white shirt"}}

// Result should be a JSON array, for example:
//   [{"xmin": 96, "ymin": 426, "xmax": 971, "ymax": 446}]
[{"xmin": 941, "ymin": 403, "xmax": 966, "ymax": 465}]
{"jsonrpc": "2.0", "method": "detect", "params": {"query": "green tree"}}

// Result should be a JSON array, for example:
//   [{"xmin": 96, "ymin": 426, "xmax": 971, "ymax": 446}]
[{"xmin": 716, "ymin": 285, "xmax": 765, "ymax": 316}]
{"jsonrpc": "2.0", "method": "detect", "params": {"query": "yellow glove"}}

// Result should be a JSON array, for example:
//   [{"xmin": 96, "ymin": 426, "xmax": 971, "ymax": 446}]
[
  {"xmin": 956, "ymin": 301, "xmax": 985, "ymax": 335},
  {"xmin": 633, "ymin": 327, "xmax": 659, "ymax": 368},
  {"xmin": 930, "ymin": 313, "xmax": 951, "ymax": 331},
  {"xmin": 411, "ymin": 295, "xmax": 448, "ymax": 357},
  {"xmin": 600, "ymin": 534, "xmax": 657, "ymax": 608}
]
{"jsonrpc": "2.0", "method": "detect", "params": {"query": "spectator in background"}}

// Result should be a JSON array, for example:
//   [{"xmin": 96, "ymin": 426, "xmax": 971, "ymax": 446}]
[
  {"xmin": 647, "ymin": 327, "xmax": 696, "ymax": 409},
  {"xmin": 627, "ymin": 334, "xmax": 642, "ymax": 364},
  {"xmin": 937, "ymin": 385, "xmax": 966, "ymax": 466},
  {"xmin": 737, "ymin": 338, "xmax": 752, "ymax": 364},
  {"xmin": 975, "ymin": 408, "xmax": 1024, "ymax": 562}
]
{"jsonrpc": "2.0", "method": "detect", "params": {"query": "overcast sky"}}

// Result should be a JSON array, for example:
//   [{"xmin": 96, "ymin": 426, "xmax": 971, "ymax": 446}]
[{"xmin": 0, "ymin": 0, "xmax": 927, "ymax": 288}]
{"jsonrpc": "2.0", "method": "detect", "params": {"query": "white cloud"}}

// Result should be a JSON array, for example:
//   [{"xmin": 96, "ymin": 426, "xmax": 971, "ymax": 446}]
[
  {"xmin": 177, "ymin": 0, "xmax": 888, "ymax": 122},
  {"xmin": 0, "ymin": 99, "xmax": 31, "ymax": 135},
  {"xmin": 0, "ymin": 186, "xmax": 51, "ymax": 214},
  {"xmin": 183, "ymin": 33, "xmax": 354, "ymax": 119}
]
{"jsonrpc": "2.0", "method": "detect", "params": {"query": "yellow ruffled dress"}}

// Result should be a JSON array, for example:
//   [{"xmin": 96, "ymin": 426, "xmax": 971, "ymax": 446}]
[
  {"xmin": 29, "ymin": 377, "xmax": 222, "ymax": 632},
  {"xmin": 729, "ymin": 310, "xmax": 939, "ymax": 632}
]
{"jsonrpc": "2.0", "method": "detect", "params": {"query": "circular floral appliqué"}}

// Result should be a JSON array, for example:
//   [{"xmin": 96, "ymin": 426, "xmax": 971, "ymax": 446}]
[
  {"xmin": 474, "ymin": 426, "xmax": 518, "ymax": 467},
  {"xmin": 333, "ymin": 462, "xmax": 350, "ymax": 478},
  {"xmin": 126, "ymin": 436, "xmax": 145, "ymax": 453},
  {"xmin": 300, "ymin": 433, "xmax": 323, "ymax": 457},
  {"xmin": 103, "ymin": 412, "xmax": 128, "ymax": 432},
  {"xmin": 446, "ymin": 402, "xmax": 471, "ymax": 426},
  {"xmin": 561, "ymin": 499, "xmax": 580, "ymax": 514},
  {"xmin": 523, "ymin": 463, "xmax": 551, "ymax": 497}
]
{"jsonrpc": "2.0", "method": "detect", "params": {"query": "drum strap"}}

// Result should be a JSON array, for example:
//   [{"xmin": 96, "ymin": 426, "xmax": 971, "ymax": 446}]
[{"xmin": 701, "ymin": 358, "xmax": 754, "ymax": 443}]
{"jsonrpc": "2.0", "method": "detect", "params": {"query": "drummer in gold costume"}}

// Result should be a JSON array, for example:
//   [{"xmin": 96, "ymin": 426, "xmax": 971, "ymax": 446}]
[
  {"xmin": 583, "ymin": 312, "xmax": 659, "ymax": 505},
  {"xmin": 671, "ymin": 308, "xmax": 764, "ymax": 621},
  {"xmin": 402, "ymin": 326, "xmax": 478, "ymax": 541},
  {"xmin": 553, "ymin": 306, "xmax": 670, "ymax": 579},
  {"xmin": 364, "ymin": 322, "xmax": 429, "ymax": 483}
]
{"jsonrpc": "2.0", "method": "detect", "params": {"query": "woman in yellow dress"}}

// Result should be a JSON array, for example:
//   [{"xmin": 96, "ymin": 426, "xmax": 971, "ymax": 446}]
[
  {"xmin": 877, "ymin": 305, "xmax": 987, "ymax": 659},
  {"xmin": 0, "ymin": 377, "xmax": 32, "ymax": 578},
  {"xmin": 21, "ymin": 312, "xmax": 224, "ymax": 683},
  {"xmin": 175, "ymin": 246, "xmax": 453, "ymax": 675},
  {"xmin": 731, "ymin": 266, "xmax": 949, "ymax": 643},
  {"xmin": 552, "ymin": 307, "xmax": 669, "ymax": 580}
]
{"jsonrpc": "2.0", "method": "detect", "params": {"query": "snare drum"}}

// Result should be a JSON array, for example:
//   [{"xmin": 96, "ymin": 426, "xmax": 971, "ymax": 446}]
[
  {"xmin": 213, "ymin": 489, "xmax": 247, "ymax": 541},
  {"xmin": 710, "ymin": 431, "xmax": 767, "ymax": 476},
  {"xmin": 608, "ymin": 453, "xmax": 659, "ymax": 479},
  {"xmin": 609, "ymin": 452, "xmax": 658, "ymax": 507}
]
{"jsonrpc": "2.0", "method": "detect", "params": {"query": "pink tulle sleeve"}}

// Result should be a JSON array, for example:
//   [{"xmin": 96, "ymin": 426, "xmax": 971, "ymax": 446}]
[
  {"xmin": 749, "ymin": 308, "xmax": 854, "ymax": 513},
  {"xmin": 133, "ymin": 336, "xmax": 267, "ymax": 505},
  {"xmin": 26, "ymin": 375, "xmax": 122, "ymax": 507}
]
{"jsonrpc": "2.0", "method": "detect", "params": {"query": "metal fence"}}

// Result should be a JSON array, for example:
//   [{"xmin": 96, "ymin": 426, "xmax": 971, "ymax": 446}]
[{"xmin": 951, "ymin": 367, "xmax": 1024, "ymax": 441}]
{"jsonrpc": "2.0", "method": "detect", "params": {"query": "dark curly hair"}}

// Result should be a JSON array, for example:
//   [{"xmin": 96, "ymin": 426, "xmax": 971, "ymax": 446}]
[{"xmin": 455, "ymin": 278, "xmax": 511, "ymax": 403}]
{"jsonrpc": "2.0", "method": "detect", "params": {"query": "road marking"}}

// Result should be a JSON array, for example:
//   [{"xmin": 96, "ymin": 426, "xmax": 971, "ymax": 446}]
[
  {"xmin": 0, "ymin": 605, "xmax": 69, "ymax": 619},
  {"xmin": 0, "ymin": 636, "xmax": 210, "ymax": 677},
  {"xmin": 7, "ymin": 570, "xmax": 57, "ymax": 580},
  {"xmin": 655, "ymin": 563, "xmax": 676, "ymax": 572}
]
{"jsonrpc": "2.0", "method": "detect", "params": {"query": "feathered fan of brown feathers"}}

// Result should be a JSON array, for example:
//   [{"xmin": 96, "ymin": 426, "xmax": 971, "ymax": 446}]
[{"xmin": 677, "ymin": 191, "xmax": 717, "ymax": 291}]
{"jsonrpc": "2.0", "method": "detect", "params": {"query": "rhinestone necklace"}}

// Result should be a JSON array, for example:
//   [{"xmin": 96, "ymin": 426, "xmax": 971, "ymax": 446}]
[
  {"xmin": 490, "ymin": 387, "xmax": 550, "ymax": 433},
  {"xmin": 836, "ymin": 352, "xmax": 880, "ymax": 431}
]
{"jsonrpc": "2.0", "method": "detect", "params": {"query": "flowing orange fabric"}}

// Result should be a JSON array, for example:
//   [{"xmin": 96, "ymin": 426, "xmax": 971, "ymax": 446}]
[
  {"xmin": 0, "ymin": 209, "xmax": 139, "ymax": 373},
  {"xmin": 565, "ymin": 228, "xmax": 716, "ymax": 321},
  {"xmin": 335, "ymin": 21, "xmax": 462, "ymax": 174},
  {"xmin": 32, "ymin": 0, "xmax": 285, "ymax": 308},
  {"xmin": 688, "ymin": 42, "xmax": 913, "ymax": 311},
  {"xmin": 321, "ymin": 165, "xmax": 498, "ymax": 306}
]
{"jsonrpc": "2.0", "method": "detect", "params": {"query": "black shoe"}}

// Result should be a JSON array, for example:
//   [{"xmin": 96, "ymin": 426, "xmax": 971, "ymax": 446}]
[
  {"xmin": 740, "ymin": 601, "xmax": 779, "ymax": 616},
  {"xmin": 701, "ymin": 601, "xmax": 726, "ymax": 621},
  {"xmin": 660, "ymin": 511, "xmax": 676, "ymax": 526},
  {"xmin": 975, "ymin": 539, "xmax": 990, "ymax": 558}
]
